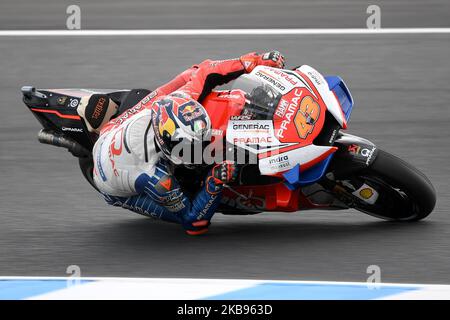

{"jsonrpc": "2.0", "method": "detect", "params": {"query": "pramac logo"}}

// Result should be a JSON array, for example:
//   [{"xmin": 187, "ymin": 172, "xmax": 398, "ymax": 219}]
[
  {"xmin": 294, "ymin": 96, "xmax": 320, "ymax": 139},
  {"xmin": 108, "ymin": 127, "xmax": 124, "ymax": 177},
  {"xmin": 110, "ymin": 127, "xmax": 124, "ymax": 156}
]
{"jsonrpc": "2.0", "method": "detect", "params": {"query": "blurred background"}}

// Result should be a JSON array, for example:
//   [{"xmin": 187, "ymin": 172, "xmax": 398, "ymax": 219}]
[
  {"xmin": 1, "ymin": 0, "xmax": 450, "ymax": 29},
  {"xmin": 0, "ymin": 0, "xmax": 449, "ymax": 284}
]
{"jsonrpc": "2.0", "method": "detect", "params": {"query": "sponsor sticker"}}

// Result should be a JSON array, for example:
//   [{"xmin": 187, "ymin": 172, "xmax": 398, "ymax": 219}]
[
  {"xmin": 268, "ymin": 154, "xmax": 290, "ymax": 170},
  {"xmin": 254, "ymin": 70, "xmax": 286, "ymax": 92},
  {"xmin": 115, "ymin": 104, "xmax": 144, "ymax": 125},
  {"xmin": 251, "ymin": 66, "xmax": 304, "ymax": 95},
  {"xmin": 57, "ymin": 96, "xmax": 68, "ymax": 105},
  {"xmin": 69, "ymin": 98, "xmax": 79, "ymax": 108},
  {"xmin": 276, "ymin": 88, "xmax": 303, "ymax": 139},
  {"xmin": 227, "ymin": 120, "xmax": 292, "ymax": 154},
  {"xmin": 230, "ymin": 115, "xmax": 253, "ymax": 120},
  {"xmin": 92, "ymin": 97, "xmax": 107, "ymax": 120},
  {"xmin": 348, "ymin": 144, "xmax": 377, "ymax": 165},
  {"xmin": 352, "ymin": 184, "xmax": 379, "ymax": 205},
  {"xmin": 62, "ymin": 127, "xmax": 83, "ymax": 133},
  {"xmin": 359, "ymin": 188, "xmax": 374, "ymax": 200},
  {"xmin": 275, "ymin": 99, "xmax": 289, "ymax": 118},
  {"xmin": 232, "ymin": 123, "xmax": 270, "ymax": 132}
]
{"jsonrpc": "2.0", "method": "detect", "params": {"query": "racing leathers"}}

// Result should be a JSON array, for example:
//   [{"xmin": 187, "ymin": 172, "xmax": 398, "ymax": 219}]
[{"xmin": 92, "ymin": 51, "xmax": 285, "ymax": 234}]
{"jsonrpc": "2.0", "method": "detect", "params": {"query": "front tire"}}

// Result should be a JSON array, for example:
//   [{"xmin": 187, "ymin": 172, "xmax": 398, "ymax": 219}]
[{"xmin": 340, "ymin": 150, "xmax": 436, "ymax": 221}]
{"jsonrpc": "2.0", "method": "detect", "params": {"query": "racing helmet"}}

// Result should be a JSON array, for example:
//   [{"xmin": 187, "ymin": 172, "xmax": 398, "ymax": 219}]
[{"xmin": 152, "ymin": 94, "xmax": 211, "ymax": 165}]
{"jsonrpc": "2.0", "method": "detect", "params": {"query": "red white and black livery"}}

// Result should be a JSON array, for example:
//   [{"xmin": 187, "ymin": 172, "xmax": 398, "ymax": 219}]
[{"xmin": 22, "ymin": 64, "xmax": 436, "ymax": 222}]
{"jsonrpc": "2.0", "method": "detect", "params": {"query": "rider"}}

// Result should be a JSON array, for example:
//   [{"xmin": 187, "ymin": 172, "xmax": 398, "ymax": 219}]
[{"xmin": 77, "ymin": 51, "xmax": 285, "ymax": 235}]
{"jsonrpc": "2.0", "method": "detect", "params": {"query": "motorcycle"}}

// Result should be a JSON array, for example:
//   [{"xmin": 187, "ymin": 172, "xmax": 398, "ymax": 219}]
[{"xmin": 22, "ymin": 65, "xmax": 436, "ymax": 221}]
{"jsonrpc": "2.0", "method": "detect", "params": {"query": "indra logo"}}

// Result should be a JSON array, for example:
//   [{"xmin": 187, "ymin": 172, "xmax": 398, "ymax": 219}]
[
  {"xmin": 269, "ymin": 155, "xmax": 290, "ymax": 170},
  {"xmin": 269, "ymin": 155, "xmax": 288, "ymax": 165}
]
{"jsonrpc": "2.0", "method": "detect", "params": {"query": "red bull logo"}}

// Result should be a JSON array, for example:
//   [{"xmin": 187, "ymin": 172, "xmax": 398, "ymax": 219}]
[
  {"xmin": 180, "ymin": 101, "xmax": 204, "ymax": 123},
  {"xmin": 181, "ymin": 104, "xmax": 196, "ymax": 115},
  {"xmin": 158, "ymin": 105, "xmax": 176, "ymax": 137}
]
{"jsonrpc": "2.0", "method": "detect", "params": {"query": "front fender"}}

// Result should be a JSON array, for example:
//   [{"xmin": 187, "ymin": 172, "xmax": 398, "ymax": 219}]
[{"xmin": 329, "ymin": 133, "xmax": 378, "ymax": 179}]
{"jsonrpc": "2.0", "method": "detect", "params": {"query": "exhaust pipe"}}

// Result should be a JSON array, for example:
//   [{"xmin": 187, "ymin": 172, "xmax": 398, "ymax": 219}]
[{"xmin": 38, "ymin": 129, "xmax": 90, "ymax": 158}]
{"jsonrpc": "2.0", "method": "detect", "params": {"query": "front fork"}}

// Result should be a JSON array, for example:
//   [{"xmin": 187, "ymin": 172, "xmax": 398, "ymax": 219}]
[
  {"xmin": 315, "ymin": 133, "xmax": 380, "ymax": 207},
  {"xmin": 329, "ymin": 133, "xmax": 379, "ymax": 179}
]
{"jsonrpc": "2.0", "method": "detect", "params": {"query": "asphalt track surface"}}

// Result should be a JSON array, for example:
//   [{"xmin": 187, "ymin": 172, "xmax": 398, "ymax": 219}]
[
  {"xmin": 1, "ymin": 0, "xmax": 450, "ymax": 29},
  {"xmin": 0, "ymin": 1, "xmax": 450, "ymax": 284}
]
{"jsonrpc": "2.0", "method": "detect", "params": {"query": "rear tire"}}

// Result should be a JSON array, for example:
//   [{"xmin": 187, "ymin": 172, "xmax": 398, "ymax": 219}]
[{"xmin": 347, "ymin": 150, "xmax": 436, "ymax": 221}]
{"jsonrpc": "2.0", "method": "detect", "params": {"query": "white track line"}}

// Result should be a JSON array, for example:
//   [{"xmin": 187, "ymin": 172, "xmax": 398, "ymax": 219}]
[
  {"xmin": 0, "ymin": 28, "xmax": 449, "ymax": 37},
  {"xmin": 3, "ymin": 277, "xmax": 450, "ymax": 299},
  {"xmin": 1, "ymin": 276, "xmax": 448, "ymax": 288}
]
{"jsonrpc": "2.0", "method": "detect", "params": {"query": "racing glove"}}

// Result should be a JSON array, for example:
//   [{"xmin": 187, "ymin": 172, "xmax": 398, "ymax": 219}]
[
  {"xmin": 207, "ymin": 160, "xmax": 238, "ymax": 189},
  {"xmin": 240, "ymin": 51, "xmax": 286, "ymax": 73},
  {"xmin": 184, "ymin": 161, "xmax": 238, "ymax": 236}
]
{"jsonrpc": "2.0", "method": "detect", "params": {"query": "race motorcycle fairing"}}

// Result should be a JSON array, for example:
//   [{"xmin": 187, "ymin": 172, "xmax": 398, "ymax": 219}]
[
  {"xmin": 197, "ymin": 65, "xmax": 361, "ymax": 213},
  {"xmin": 223, "ymin": 65, "xmax": 347, "ymax": 176},
  {"xmin": 21, "ymin": 65, "xmax": 436, "ymax": 222}
]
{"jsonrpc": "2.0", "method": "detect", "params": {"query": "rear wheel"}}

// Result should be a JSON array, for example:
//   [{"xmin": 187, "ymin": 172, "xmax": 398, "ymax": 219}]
[{"xmin": 334, "ymin": 150, "xmax": 436, "ymax": 221}]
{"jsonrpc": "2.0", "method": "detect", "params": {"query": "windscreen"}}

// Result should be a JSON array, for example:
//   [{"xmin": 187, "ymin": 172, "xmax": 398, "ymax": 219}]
[{"xmin": 230, "ymin": 74, "xmax": 282, "ymax": 120}]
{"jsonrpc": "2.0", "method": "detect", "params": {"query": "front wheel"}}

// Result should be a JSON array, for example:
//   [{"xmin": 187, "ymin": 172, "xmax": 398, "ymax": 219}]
[{"xmin": 334, "ymin": 149, "xmax": 436, "ymax": 221}]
